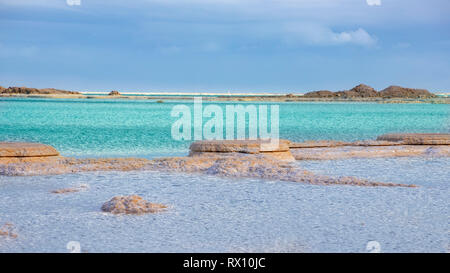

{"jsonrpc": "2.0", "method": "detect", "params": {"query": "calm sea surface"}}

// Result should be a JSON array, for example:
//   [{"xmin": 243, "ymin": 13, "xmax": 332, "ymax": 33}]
[{"xmin": 0, "ymin": 98, "xmax": 448, "ymax": 157}]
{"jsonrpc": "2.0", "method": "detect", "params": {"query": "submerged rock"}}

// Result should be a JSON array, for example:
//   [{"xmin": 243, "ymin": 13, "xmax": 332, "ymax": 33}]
[
  {"xmin": 101, "ymin": 195, "xmax": 167, "ymax": 214},
  {"xmin": 0, "ymin": 222, "xmax": 17, "ymax": 239},
  {"xmin": 51, "ymin": 188, "xmax": 80, "ymax": 194},
  {"xmin": 147, "ymin": 154, "xmax": 415, "ymax": 187},
  {"xmin": 51, "ymin": 184, "xmax": 88, "ymax": 194}
]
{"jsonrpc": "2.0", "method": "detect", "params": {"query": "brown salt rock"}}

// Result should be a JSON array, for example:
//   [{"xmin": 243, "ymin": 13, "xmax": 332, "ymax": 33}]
[
  {"xmin": 289, "ymin": 140, "xmax": 404, "ymax": 148},
  {"xmin": 0, "ymin": 142, "xmax": 60, "ymax": 157},
  {"xmin": 335, "ymin": 84, "xmax": 378, "ymax": 98},
  {"xmin": 302, "ymin": 90, "xmax": 336, "ymax": 98},
  {"xmin": 0, "ymin": 157, "xmax": 151, "ymax": 176},
  {"xmin": 303, "ymin": 84, "xmax": 378, "ymax": 99},
  {"xmin": 108, "ymin": 90, "xmax": 121, "ymax": 96},
  {"xmin": 0, "ymin": 142, "xmax": 62, "ymax": 165},
  {"xmin": 377, "ymin": 133, "xmax": 450, "ymax": 145},
  {"xmin": 0, "ymin": 139, "xmax": 425, "ymax": 187},
  {"xmin": 189, "ymin": 139, "xmax": 295, "ymax": 162},
  {"xmin": 379, "ymin": 86, "xmax": 436, "ymax": 98},
  {"xmin": 289, "ymin": 140, "xmax": 351, "ymax": 148},
  {"xmin": 348, "ymin": 84, "xmax": 378, "ymax": 97},
  {"xmin": 291, "ymin": 145, "xmax": 450, "ymax": 160},
  {"xmin": 1, "ymin": 86, "xmax": 80, "ymax": 95},
  {"xmin": 101, "ymin": 195, "xmax": 167, "ymax": 214}
]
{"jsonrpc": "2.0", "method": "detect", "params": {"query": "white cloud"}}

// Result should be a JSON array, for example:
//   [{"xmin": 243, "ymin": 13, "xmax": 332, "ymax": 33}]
[
  {"xmin": 284, "ymin": 24, "xmax": 377, "ymax": 47},
  {"xmin": 366, "ymin": 0, "xmax": 381, "ymax": 6}
]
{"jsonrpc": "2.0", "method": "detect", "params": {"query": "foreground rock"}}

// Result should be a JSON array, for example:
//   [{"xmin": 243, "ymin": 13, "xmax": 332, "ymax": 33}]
[
  {"xmin": 0, "ymin": 142, "xmax": 61, "ymax": 165},
  {"xmin": 290, "ymin": 134, "xmax": 450, "ymax": 160},
  {"xmin": 0, "ymin": 157, "xmax": 151, "ymax": 176},
  {"xmin": 189, "ymin": 139, "xmax": 295, "ymax": 162},
  {"xmin": 147, "ymin": 154, "xmax": 414, "ymax": 187},
  {"xmin": 101, "ymin": 195, "xmax": 167, "ymax": 214},
  {"xmin": 0, "ymin": 142, "xmax": 59, "ymax": 157},
  {"xmin": 0, "ymin": 152, "xmax": 412, "ymax": 186},
  {"xmin": 6, "ymin": 136, "xmax": 450, "ymax": 187}
]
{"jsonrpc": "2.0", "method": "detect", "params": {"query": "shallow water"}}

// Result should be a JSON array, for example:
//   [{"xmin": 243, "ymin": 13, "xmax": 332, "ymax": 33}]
[
  {"xmin": 1, "ymin": 98, "xmax": 448, "ymax": 157},
  {"xmin": 0, "ymin": 157, "xmax": 448, "ymax": 253},
  {"xmin": 0, "ymin": 98, "xmax": 448, "ymax": 252}
]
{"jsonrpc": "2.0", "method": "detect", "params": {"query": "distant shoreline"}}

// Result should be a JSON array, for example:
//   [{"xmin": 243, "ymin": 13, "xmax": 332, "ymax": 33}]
[
  {"xmin": 1, "ymin": 84, "xmax": 449, "ymax": 103},
  {"xmin": 1, "ymin": 93, "xmax": 449, "ymax": 104},
  {"xmin": 78, "ymin": 91, "xmax": 450, "ymax": 96}
]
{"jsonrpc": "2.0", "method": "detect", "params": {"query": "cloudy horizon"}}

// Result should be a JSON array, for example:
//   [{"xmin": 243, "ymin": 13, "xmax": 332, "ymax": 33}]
[{"xmin": 0, "ymin": 0, "xmax": 449, "ymax": 93}]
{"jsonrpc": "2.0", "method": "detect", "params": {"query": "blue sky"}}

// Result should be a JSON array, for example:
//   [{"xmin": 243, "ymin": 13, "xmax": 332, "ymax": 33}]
[{"xmin": 0, "ymin": 0, "xmax": 449, "ymax": 93}]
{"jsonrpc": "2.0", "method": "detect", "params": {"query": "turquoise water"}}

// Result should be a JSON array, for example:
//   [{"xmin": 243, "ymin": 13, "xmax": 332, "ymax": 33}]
[
  {"xmin": 0, "ymin": 97, "xmax": 449, "ymax": 253},
  {"xmin": 0, "ymin": 98, "xmax": 448, "ymax": 158}
]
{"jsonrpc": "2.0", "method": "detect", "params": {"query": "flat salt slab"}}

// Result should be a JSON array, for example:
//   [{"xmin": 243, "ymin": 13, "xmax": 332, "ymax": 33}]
[
  {"xmin": 189, "ymin": 151, "xmax": 296, "ymax": 162},
  {"xmin": 289, "ymin": 140, "xmax": 404, "ymax": 148},
  {"xmin": 291, "ymin": 145, "xmax": 450, "ymax": 160},
  {"xmin": 189, "ymin": 139, "xmax": 291, "ymax": 153},
  {"xmin": 0, "ymin": 142, "xmax": 60, "ymax": 157},
  {"xmin": 376, "ymin": 133, "xmax": 450, "ymax": 145}
]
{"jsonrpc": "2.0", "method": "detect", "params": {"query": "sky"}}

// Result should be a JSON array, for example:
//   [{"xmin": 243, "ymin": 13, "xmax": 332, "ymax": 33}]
[{"xmin": 0, "ymin": 0, "xmax": 449, "ymax": 93}]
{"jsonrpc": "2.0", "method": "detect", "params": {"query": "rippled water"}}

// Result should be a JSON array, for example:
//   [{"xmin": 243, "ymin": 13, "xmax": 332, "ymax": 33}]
[
  {"xmin": 0, "ymin": 157, "xmax": 448, "ymax": 253},
  {"xmin": 0, "ymin": 98, "xmax": 448, "ymax": 252},
  {"xmin": 1, "ymin": 98, "xmax": 448, "ymax": 157}
]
